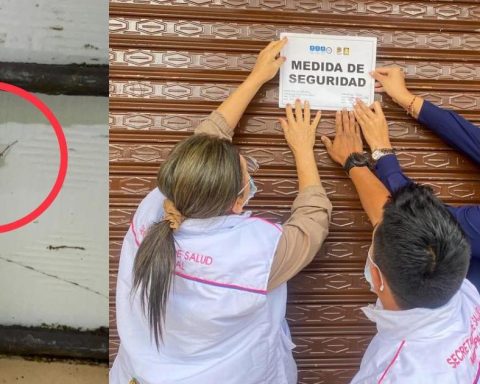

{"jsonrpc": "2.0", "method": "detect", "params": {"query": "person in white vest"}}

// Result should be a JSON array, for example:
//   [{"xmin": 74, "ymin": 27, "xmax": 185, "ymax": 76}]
[
  {"xmin": 110, "ymin": 38, "xmax": 333, "ymax": 384},
  {"xmin": 322, "ymin": 105, "xmax": 479, "ymax": 383}
]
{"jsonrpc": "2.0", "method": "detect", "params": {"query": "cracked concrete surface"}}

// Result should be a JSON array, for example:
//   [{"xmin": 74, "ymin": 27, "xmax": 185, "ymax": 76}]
[
  {"xmin": 0, "ymin": 93, "xmax": 108, "ymax": 329},
  {"xmin": 0, "ymin": 356, "xmax": 107, "ymax": 383}
]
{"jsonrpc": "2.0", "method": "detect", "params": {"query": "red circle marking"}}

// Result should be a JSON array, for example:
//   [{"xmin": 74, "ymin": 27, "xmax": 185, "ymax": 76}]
[{"xmin": 0, "ymin": 82, "xmax": 68, "ymax": 233}]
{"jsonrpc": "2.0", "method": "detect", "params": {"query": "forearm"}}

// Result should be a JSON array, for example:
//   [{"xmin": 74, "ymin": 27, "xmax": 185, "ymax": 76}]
[
  {"xmin": 268, "ymin": 185, "xmax": 332, "ymax": 290},
  {"xmin": 393, "ymin": 91, "xmax": 480, "ymax": 164},
  {"xmin": 417, "ymin": 101, "xmax": 480, "ymax": 164},
  {"xmin": 293, "ymin": 151, "xmax": 321, "ymax": 191},
  {"xmin": 349, "ymin": 167, "xmax": 390, "ymax": 226},
  {"xmin": 217, "ymin": 74, "xmax": 263, "ymax": 130},
  {"xmin": 375, "ymin": 154, "xmax": 413, "ymax": 193},
  {"xmin": 392, "ymin": 90, "xmax": 424, "ymax": 119},
  {"xmin": 447, "ymin": 205, "xmax": 480, "ymax": 260}
]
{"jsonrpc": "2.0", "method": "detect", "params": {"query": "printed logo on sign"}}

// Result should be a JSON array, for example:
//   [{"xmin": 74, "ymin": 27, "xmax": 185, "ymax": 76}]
[
  {"xmin": 309, "ymin": 45, "xmax": 333, "ymax": 54},
  {"xmin": 310, "ymin": 45, "xmax": 351, "ymax": 56}
]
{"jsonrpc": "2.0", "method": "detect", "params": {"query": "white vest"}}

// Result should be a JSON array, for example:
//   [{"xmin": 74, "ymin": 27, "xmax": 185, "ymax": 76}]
[
  {"xmin": 110, "ymin": 188, "xmax": 297, "ymax": 384},
  {"xmin": 352, "ymin": 279, "xmax": 480, "ymax": 383}
]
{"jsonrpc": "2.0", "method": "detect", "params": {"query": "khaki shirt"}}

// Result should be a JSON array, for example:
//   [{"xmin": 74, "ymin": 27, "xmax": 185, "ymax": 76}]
[{"xmin": 195, "ymin": 111, "xmax": 332, "ymax": 290}]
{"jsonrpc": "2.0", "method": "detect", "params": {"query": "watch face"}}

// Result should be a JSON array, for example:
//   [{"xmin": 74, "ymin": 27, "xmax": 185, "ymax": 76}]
[{"xmin": 351, "ymin": 152, "xmax": 369, "ymax": 165}]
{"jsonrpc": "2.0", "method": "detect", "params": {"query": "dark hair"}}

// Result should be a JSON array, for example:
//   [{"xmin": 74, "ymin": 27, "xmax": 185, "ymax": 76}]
[
  {"xmin": 132, "ymin": 134, "xmax": 243, "ymax": 347},
  {"xmin": 373, "ymin": 183, "xmax": 470, "ymax": 309}
]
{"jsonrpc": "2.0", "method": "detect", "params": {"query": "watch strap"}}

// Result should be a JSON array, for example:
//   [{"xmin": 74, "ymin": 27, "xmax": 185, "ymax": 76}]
[
  {"xmin": 372, "ymin": 148, "xmax": 395, "ymax": 161},
  {"xmin": 343, "ymin": 152, "xmax": 371, "ymax": 174}
]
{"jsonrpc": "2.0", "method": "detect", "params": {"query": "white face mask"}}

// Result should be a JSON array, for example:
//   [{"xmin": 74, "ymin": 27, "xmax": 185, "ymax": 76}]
[
  {"xmin": 242, "ymin": 177, "xmax": 257, "ymax": 207},
  {"xmin": 365, "ymin": 246, "xmax": 384, "ymax": 293}
]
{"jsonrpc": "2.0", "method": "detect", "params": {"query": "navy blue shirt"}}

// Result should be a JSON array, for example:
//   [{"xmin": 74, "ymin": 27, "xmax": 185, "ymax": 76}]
[{"xmin": 375, "ymin": 101, "xmax": 480, "ymax": 286}]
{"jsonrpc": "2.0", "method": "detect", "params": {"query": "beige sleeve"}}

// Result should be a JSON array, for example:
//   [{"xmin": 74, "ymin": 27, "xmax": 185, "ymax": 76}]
[
  {"xmin": 268, "ymin": 184, "xmax": 332, "ymax": 291},
  {"xmin": 194, "ymin": 110, "xmax": 235, "ymax": 141}
]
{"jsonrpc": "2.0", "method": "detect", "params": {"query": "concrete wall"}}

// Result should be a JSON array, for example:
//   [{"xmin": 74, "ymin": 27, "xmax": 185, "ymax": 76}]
[
  {"xmin": 0, "ymin": 0, "xmax": 107, "ymax": 65},
  {"xmin": 0, "ymin": 93, "xmax": 108, "ymax": 329}
]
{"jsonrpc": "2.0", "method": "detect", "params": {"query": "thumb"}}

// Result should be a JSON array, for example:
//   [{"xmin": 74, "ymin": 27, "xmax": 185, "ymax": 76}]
[
  {"xmin": 274, "ymin": 56, "xmax": 287, "ymax": 69},
  {"xmin": 321, "ymin": 136, "xmax": 332, "ymax": 151},
  {"xmin": 369, "ymin": 70, "xmax": 385, "ymax": 83}
]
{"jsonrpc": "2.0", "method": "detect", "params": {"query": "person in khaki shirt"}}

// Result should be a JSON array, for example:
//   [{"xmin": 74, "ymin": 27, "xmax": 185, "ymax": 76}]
[
  {"xmin": 193, "ymin": 48, "xmax": 332, "ymax": 291},
  {"xmin": 115, "ymin": 38, "xmax": 332, "ymax": 384},
  {"xmin": 195, "ymin": 109, "xmax": 331, "ymax": 291}
]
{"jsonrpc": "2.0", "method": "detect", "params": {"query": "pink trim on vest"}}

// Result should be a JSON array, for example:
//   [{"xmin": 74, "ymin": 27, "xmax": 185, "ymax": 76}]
[
  {"xmin": 247, "ymin": 217, "xmax": 282, "ymax": 232},
  {"xmin": 175, "ymin": 271, "xmax": 267, "ymax": 295},
  {"xmin": 130, "ymin": 222, "xmax": 141, "ymax": 247},
  {"xmin": 474, "ymin": 362, "xmax": 480, "ymax": 384},
  {"xmin": 378, "ymin": 340, "xmax": 405, "ymax": 383}
]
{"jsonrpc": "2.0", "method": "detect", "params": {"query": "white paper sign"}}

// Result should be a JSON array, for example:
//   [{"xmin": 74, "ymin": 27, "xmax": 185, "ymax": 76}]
[{"xmin": 279, "ymin": 33, "xmax": 377, "ymax": 110}]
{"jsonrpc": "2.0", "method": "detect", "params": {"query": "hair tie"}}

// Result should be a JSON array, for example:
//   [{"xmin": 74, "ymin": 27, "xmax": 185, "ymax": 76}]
[{"xmin": 163, "ymin": 199, "xmax": 185, "ymax": 230}]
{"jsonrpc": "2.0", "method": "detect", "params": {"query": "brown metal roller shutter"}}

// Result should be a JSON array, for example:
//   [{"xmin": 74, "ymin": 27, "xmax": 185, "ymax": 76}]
[{"xmin": 109, "ymin": 1, "xmax": 480, "ymax": 382}]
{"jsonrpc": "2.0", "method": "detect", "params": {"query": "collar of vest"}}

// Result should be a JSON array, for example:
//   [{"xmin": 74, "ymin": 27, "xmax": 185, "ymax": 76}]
[
  {"xmin": 177, "ymin": 211, "xmax": 253, "ymax": 234},
  {"xmin": 361, "ymin": 281, "xmax": 465, "ymax": 340}
]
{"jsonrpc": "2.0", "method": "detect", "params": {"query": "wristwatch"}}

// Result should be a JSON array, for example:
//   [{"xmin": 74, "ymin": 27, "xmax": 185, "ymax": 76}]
[
  {"xmin": 371, "ymin": 148, "xmax": 395, "ymax": 161},
  {"xmin": 343, "ymin": 152, "xmax": 372, "ymax": 175}
]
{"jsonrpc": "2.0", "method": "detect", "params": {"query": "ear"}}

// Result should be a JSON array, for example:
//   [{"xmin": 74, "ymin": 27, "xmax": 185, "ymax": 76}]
[
  {"xmin": 231, "ymin": 196, "xmax": 244, "ymax": 214},
  {"xmin": 370, "ymin": 264, "xmax": 384, "ymax": 293}
]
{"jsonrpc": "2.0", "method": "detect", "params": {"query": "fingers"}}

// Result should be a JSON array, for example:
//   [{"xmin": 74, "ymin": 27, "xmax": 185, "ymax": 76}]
[
  {"xmin": 312, "ymin": 110, "xmax": 321, "ymax": 129},
  {"xmin": 373, "ymin": 67, "xmax": 394, "ymax": 75},
  {"xmin": 279, "ymin": 118, "xmax": 289, "ymax": 134},
  {"xmin": 342, "ymin": 109, "xmax": 351, "ymax": 134},
  {"xmin": 274, "ymin": 56, "xmax": 287, "ymax": 69},
  {"xmin": 320, "ymin": 136, "xmax": 332, "ymax": 152},
  {"xmin": 275, "ymin": 37, "xmax": 288, "ymax": 49},
  {"xmin": 354, "ymin": 121, "xmax": 361, "ymax": 137},
  {"xmin": 295, "ymin": 99, "xmax": 303, "ymax": 123},
  {"xmin": 374, "ymin": 80, "xmax": 385, "ymax": 93},
  {"xmin": 335, "ymin": 111, "xmax": 343, "ymax": 134},
  {"xmin": 285, "ymin": 103, "xmax": 295, "ymax": 126},
  {"xmin": 348, "ymin": 111, "xmax": 357, "ymax": 135},
  {"xmin": 269, "ymin": 37, "xmax": 288, "ymax": 56},
  {"xmin": 304, "ymin": 100, "xmax": 310, "ymax": 123},
  {"xmin": 356, "ymin": 99, "xmax": 375, "ymax": 119},
  {"xmin": 353, "ymin": 104, "xmax": 366, "ymax": 127},
  {"xmin": 372, "ymin": 101, "xmax": 385, "ymax": 118},
  {"xmin": 369, "ymin": 71, "xmax": 385, "ymax": 84}
]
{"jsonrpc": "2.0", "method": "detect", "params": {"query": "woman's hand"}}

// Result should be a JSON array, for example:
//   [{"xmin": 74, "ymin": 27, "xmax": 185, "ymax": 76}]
[
  {"xmin": 249, "ymin": 38, "xmax": 287, "ymax": 85},
  {"xmin": 353, "ymin": 100, "xmax": 392, "ymax": 152},
  {"xmin": 321, "ymin": 110, "xmax": 363, "ymax": 166},
  {"xmin": 215, "ymin": 38, "xmax": 287, "ymax": 131},
  {"xmin": 370, "ymin": 67, "xmax": 416, "ymax": 108},
  {"xmin": 371, "ymin": 66, "xmax": 423, "ymax": 118},
  {"xmin": 280, "ymin": 99, "xmax": 321, "ymax": 191},
  {"xmin": 279, "ymin": 99, "xmax": 321, "ymax": 156}
]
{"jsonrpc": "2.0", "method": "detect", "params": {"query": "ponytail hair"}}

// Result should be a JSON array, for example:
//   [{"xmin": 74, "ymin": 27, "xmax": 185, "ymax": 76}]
[
  {"xmin": 132, "ymin": 134, "xmax": 243, "ymax": 347},
  {"xmin": 132, "ymin": 221, "xmax": 175, "ymax": 347}
]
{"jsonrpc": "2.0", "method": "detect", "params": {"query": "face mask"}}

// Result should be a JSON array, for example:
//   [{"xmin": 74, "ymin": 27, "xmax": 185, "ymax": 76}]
[
  {"xmin": 242, "ymin": 177, "xmax": 257, "ymax": 207},
  {"xmin": 364, "ymin": 246, "xmax": 384, "ymax": 293},
  {"xmin": 364, "ymin": 257, "xmax": 375, "ymax": 293}
]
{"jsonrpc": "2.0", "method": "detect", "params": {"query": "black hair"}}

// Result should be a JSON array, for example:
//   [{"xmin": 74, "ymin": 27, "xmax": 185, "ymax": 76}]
[{"xmin": 373, "ymin": 183, "xmax": 470, "ymax": 309}]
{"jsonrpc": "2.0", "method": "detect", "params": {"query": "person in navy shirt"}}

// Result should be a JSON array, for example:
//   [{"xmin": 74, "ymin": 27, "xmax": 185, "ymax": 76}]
[{"xmin": 352, "ymin": 67, "xmax": 480, "ymax": 289}]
